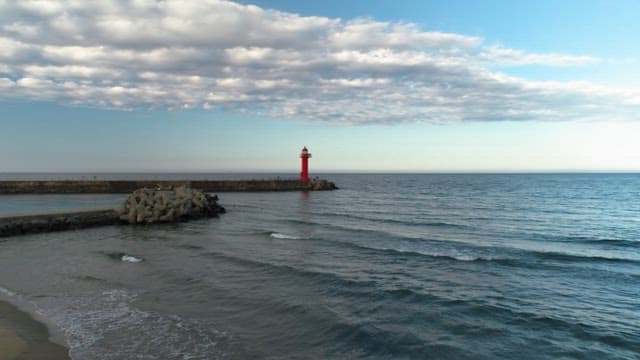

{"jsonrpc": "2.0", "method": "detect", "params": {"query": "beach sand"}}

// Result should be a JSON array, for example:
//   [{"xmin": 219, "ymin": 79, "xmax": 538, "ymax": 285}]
[{"xmin": 0, "ymin": 300, "xmax": 69, "ymax": 360}]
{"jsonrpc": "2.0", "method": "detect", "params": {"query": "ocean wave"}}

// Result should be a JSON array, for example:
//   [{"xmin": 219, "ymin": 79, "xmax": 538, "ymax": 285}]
[
  {"xmin": 0, "ymin": 285, "xmax": 16, "ymax": 297},
  {"xmin": 270, "ymin": 232, "xmax": 303, "ymax": 240},
  {"xmin": 323, "ymin": 319, "xmax": 432, "ymax": 358},
  {"xmin": 531, "ymin": 251, "xmax": 640, "ymax": 264},
  {"xmin": 285, "ymin": 216, "xmax": 640, "ymax": 266},
  {"xmin": 580, "ymin": 238, "xmax": 640, "ymax": 247},
  {"xmin": 198, "ymin": 246, "xmax": 501, "ymax": 315},
  {"xmin": 104, "ymin": 252, "xmax": 143, "ymax": 263},
  {"xmin": 284, "ymin": 220, "xmax": 460, "ymax": 245},
  {"xmin": 460, "ymin": 301, "xmax": 640, "ymax": 352},
  {"xmin": 309, "ymin": 227, "xmax": 640, "ymax": 267},
  {"xmin": 200, "ymin": 251, "xmax": 378, "ymax": 291},
  {"xmin": 378, "ymin": 247, "xmax": 500, "ymax": 263},
  {"xmin": 522, "ymin": 233, "xmax": 640, "ymax": 248},
  {"xmin": 314, "ymin": 211, "xmax": 469, "ymax": 229},
  {"xmin": 294, "ymin": 232, "xmax": 505, "ymax": 265},
  {"xmin": 121, "ymin": 255, "xmax": 143, "ymax": 263},
  {"xmin": 36, "ymin": 289, "xmax": 235, "ymax": 360}
]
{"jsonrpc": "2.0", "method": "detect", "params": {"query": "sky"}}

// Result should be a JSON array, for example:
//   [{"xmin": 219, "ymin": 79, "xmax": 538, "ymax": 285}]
[{"xmin": 1, "ymin": 0, "xmax": 639, "ymax": 172}]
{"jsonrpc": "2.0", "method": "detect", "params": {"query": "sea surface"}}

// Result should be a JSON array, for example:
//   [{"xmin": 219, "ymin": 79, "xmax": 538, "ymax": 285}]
[{"xmin": 0, "ymin": 173, "xmax": 638, "ymax": 359}]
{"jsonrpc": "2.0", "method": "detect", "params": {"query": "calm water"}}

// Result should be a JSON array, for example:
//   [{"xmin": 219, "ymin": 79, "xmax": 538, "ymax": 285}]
[{"xmin": 0, "ymin": 174, "xmax": 638, "ymax": 359}]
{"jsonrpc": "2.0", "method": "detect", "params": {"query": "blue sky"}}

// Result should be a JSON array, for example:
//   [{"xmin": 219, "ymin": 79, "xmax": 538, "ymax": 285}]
[{"xmin": 1, "ymin": 0, "xmax": 639, "ymax": 172}]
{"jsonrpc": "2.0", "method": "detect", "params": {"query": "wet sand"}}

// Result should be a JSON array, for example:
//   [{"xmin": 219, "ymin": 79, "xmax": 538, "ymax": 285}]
[{"xmin": 0, "ymin": 300, "xmax": 69, "ymax": 360}]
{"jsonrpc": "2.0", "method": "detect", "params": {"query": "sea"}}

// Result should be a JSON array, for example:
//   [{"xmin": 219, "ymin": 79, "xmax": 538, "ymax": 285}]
[{"xmin": 0, "ymin": 173, "xmax": 638, "ymax": 359}]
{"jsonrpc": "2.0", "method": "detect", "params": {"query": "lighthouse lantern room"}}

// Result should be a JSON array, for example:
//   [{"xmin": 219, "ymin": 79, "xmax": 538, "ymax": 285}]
[{"xmin": 300, "ymin": 146, "xmax": 312, "ymax": 183}]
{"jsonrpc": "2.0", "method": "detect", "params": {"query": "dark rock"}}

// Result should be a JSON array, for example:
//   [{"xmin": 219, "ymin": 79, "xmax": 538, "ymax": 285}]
[
  {"xmin": 0, "ymin": 210, "xmax": 118, "ymax": 238},
  {"xmin": 117, "ymin": 186, "xmax": 225, "ymax": 224}
]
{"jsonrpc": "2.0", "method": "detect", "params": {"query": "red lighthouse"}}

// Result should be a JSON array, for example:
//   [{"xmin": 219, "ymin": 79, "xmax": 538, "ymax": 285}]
[{"xmin": 300, "ymin": 146, "xmax": 312, "ymax": 183}]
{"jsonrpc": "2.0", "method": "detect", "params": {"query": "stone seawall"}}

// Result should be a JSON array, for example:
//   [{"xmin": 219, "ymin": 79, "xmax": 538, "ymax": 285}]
[
  {"xmin": 0, "ymin": 185, "xmax": 227, "ymax": 238},
  {"xmin": 0, "ymin": 179, "xmax": 337, "ymax": 194},
  {"xmin": 0, "ymin": 210, "xmax": 118, "ymax": 238}
]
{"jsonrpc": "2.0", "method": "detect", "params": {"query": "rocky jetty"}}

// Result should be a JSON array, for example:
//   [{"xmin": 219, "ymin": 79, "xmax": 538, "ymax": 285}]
[
  {"xmin": 0, "ymin": 186, "xmax": 226, "ymax": 238},
  {"xmin": 0, "ymin": 210, "xmax": 118, "ymax": 238},
  {"xmin": 115, "ymin": 186, "xmax": 225, "ymax": 224},
  {"xmin": 0, "ymin": 179, "xmax": 338, "ymax": 194}
]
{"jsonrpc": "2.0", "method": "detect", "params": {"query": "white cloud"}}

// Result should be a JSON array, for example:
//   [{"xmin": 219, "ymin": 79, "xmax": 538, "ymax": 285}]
[
  {"xmin": 0, "ymin": 36, "xmax": 31, "ymax": 60},
  {"xmin": 0, "ymin": 0, "xmax": 637, "ymax": 124},
  {"xmin": 15, "ymin": 0, "xmax": 65, "ymax": 16},
  {"xmin": 3, "ymin": 22, "xmax": 40, "ymax": 38},
  {"xmin": 479, "ymin": 45, "xmax": 601, "ymax": 66},
  {"xmin": 22, "ymin": 64, "xmax": 121, "ymax": 78},
  {"xmin": 0, "ymin": 77, "xmax": 15, "ymax": 88},
  {"xmin": 328, "ymin": 20, "xmax": 481, "ymax": 50}
]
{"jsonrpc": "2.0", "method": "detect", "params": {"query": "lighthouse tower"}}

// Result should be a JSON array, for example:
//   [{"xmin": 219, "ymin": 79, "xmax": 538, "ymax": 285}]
[{"xmin": 300, "ymin": 146, "xmax": 312, "ymax": 183}]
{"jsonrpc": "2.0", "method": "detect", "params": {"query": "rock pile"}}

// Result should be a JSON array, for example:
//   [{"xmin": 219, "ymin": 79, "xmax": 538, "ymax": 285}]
[{"xmin": 115, "ymin": 186, "xmax": 225, "ymax": 224}]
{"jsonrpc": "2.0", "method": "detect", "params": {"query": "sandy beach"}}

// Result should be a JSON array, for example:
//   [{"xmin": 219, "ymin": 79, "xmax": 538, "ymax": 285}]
[{"xmin": 0, "ymin": 300, "xmax": 69, "ymax": 360}]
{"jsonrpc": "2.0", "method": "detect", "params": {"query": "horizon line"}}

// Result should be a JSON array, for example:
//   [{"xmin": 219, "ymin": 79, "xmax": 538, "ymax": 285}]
[{"xmin": 1, "ymin": 170, "xmax": 640, "ymax": 175}]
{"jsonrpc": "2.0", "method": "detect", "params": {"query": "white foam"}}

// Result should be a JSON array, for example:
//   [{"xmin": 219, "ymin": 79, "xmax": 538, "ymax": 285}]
[
  {"xmin": 0, "ymin": 285, "xmax": 16, "ymax": 297},
  {"xmin": 36, "ymin": 289, "xmax": 231, "ymax": 359},
  {"xmin": 0, "ymin": 285, "xmax": 69, "ymax": 347},
  {"xmin": 382, "ymin": 247, "xmax": 496, "ymax": 262},
  {"xmin": 270, "ymin": 232, "xmax": 301, "ymax": 240},
  {"xmin": 121, "ymin": 255, "xmax": 143, "ymax": 263},
  {"xmin": 451, "ymin": 254, "xmax": 481, "ymax": 261}
]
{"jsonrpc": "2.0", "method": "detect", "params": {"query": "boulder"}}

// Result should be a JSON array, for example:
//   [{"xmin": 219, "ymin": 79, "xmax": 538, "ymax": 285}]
[{"xmin": 116, "ymin": 186, "xmax": 225, "ymax": 224}]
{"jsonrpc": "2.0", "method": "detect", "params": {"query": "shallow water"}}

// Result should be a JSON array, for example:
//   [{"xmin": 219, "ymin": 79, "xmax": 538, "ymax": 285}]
[
  {"xmin": 0, "ymin": 174, "xmax": 639, "ymax": 359},
  {"xmin": 0, "ymin": 194, "xmax": 122, "ymax": 216},
  {"xmin": 0, "ymin": 300, "xmax": 69, "ymax": 359}
]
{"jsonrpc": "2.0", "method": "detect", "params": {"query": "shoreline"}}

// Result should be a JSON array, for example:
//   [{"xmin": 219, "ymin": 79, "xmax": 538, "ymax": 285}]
[{"xmin": 0, "ymin": 297, "xmax": 69, "ymax": 359}]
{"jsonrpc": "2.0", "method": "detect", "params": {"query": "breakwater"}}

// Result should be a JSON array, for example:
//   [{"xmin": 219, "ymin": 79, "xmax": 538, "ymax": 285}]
[
  {"xmin": 0, "ymin": 209, "xmax": 118, "ymax": 238},
  {"xmin": 0, "ymin": 186, "xmax": 225, "ymax": 237},
  {"xmin": 0, "ymin": 179, "xmax": 337, "ymax": 194}
]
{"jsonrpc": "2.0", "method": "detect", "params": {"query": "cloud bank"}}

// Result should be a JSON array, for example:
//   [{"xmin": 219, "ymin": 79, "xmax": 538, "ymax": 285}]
[{"xmin": 0, "ymin": 0, "xmax": 637, "ymax": 123}]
